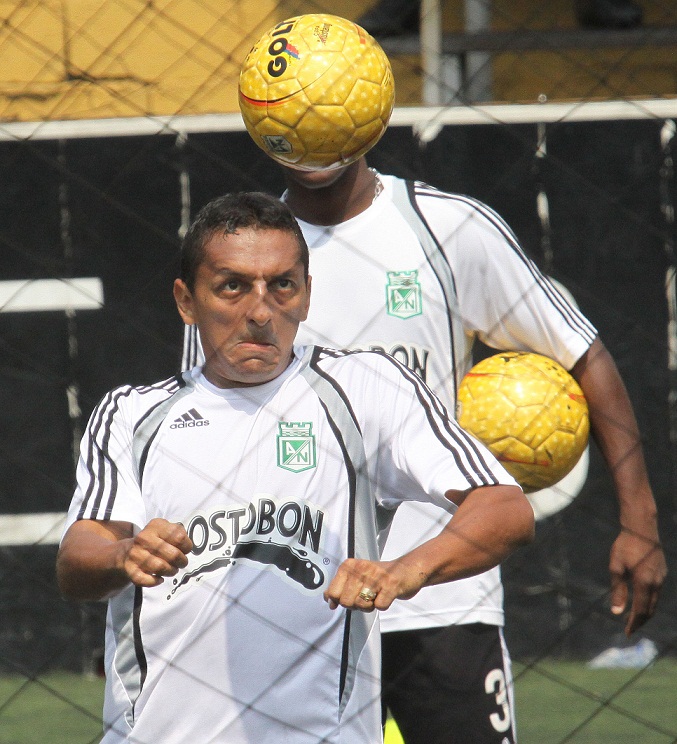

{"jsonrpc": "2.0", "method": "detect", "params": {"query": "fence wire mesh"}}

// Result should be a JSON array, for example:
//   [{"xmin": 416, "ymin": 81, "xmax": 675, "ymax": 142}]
[{"xmin": 0, "ymin": 1, "xmax": 676, "ymax": 743}]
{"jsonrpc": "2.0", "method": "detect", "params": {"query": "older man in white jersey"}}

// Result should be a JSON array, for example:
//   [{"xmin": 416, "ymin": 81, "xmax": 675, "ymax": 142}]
[{"xmin": 57, "ymin": 192, "xmax": 533, "ymax": 744}]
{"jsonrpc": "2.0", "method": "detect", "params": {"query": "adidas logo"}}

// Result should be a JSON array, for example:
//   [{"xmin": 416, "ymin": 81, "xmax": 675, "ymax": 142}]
[{"xmin": 170, "ymin": 408, "xmax": 210, "ymax": 429}]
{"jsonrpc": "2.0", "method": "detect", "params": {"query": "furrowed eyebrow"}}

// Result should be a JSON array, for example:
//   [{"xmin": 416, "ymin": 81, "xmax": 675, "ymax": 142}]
[
  {"xmin": 271, "ymin": 269, "xmax": 298, "ymax": 281},
  {"xmin": 212, "ymin": 266, "xmax": 301, "ymax": 282}
]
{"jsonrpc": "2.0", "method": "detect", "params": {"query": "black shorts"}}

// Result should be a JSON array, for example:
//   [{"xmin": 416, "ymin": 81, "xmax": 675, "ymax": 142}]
[{"xmin": 382, "ymin": 623, "xmax": 516, "ymax": 744}]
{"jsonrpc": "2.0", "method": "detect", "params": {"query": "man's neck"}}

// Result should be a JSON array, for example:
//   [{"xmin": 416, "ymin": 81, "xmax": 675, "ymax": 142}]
[{"xmin": 284, "ymin": 160, "xmax": 379, "ymax": 226}]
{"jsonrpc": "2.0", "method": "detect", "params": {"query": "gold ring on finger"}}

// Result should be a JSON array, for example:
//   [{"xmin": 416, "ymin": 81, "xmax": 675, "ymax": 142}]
[{"xmin": 358, "ymin": 587, "xmax": 377, "ymax": 602}]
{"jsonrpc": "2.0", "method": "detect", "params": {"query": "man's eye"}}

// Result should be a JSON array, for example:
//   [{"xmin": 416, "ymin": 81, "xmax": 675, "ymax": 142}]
[
  {"xmin": 276, "ymin": 279, "xmax": 292, "ymax": 289},
  {"xmin": 224, "ymin": 280, "xmax": 240, "ymax": 291}
]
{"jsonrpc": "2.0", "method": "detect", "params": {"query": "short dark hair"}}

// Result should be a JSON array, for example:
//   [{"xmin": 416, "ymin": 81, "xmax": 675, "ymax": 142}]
[{"xmin": 180, "ymin": 192, "xmax": 309, "ymax": 290}]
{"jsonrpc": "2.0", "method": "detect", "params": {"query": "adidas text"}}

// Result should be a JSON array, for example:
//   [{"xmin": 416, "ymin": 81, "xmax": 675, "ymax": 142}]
[
  {"xmin": 170, "ymin": 408, "xmax": 210, "ymax": 429},
  {"xmin": 170, "ymin": 419, "xmax": 210, "ymax": 429}
]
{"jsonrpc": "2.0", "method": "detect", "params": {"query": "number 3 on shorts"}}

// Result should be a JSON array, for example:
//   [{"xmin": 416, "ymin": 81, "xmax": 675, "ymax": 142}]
[{"xmin": 485, "ymin": 668, "xmax": 512, "ymax": 733}]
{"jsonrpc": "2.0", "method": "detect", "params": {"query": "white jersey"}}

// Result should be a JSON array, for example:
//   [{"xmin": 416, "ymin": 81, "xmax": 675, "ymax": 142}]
[
  {"xmin": 64, "ymin": 345, "xmax": 516, "ymax": 744},
  {"xmin": 292, "ymin": 174, "xmax": 597, "ymax": 633}
]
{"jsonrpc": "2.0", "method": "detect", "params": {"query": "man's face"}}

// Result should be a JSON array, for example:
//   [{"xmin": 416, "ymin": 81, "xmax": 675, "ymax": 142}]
[{"xmin": 174, "ymin": 227, "xmax": 311, "ymax": 388}]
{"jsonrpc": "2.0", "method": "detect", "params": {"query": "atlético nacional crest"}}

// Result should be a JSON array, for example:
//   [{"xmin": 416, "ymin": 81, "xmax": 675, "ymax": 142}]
[
  {"xmin": 277, "ymin": 422, "xmax": 317, "ymax": 472},
  {"xmin": 386, "ymin": 270, "xmax": 422, "ymax": 319}
]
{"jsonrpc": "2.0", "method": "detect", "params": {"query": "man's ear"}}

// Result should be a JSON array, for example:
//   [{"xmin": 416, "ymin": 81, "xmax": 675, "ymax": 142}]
[
  {"xmin": 174, "ymin": 278, "xmax": 195, "ymax": 325},
  {"xmin": 301, "ymin": 275, "xmax": 312, "ymax": 321}
]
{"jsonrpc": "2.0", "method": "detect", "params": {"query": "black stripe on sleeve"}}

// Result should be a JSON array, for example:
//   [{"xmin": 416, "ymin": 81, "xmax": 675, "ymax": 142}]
[
  {"xmin": 376, "ymin": 350, "xmax": 500, "ymax": 488},
  {"xmin": 77, "ymin": 378, "xmax": 181, "ymax": 521},
  {"xmin": 413, "ymin": 185, "xmax": 597, "ymax": 347},
  {"xmin": 313, "ymin": 346, "xmax": 499, "ymax": 489},
  {"xmin": 78, "ymin": 388, "xmax": 124, "ymax": 521}
]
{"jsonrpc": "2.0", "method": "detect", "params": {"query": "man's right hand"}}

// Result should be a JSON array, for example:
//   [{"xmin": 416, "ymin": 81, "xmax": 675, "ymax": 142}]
[
  {"xmin": 122, "ymin": 518, "xmax": 193, "ymax": 587},
  {"xmin": 57, "ymin": 518, "xmax": 193, "ymax": 601}
]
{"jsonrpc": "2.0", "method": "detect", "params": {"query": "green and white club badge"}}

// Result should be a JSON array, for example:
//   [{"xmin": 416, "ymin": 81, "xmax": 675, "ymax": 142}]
[
  {"xmin": 277, "ymin": 422, "xmax": 317, "ymax": 472},
  {"xmin": 386, "ymin": 270, "xmax": 422, "ymax": 319}
]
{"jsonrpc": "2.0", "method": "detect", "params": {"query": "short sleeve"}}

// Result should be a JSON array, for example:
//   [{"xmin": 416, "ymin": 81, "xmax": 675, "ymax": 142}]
[
  {"xmin": 431, "ymin": 198, "xmax": 597, "ymax": 370},
  {"xmin": 63, "ymin": 387, "xmax": 147, "ymax": 537},
  {"xmin": 369, "ymin": 354, "xmax": 519, "ymax": 510}
]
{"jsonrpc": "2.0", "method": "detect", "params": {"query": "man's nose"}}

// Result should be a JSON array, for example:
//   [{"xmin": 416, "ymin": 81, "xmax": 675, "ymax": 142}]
[{"xmin": 247, "ymin": 284, "xmax": 273, "ymax": 326}]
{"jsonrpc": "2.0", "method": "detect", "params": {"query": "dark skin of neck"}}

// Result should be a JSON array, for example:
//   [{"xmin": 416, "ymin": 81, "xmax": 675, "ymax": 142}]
[{"xmin": 282, "ymin": 157, "xmax": 377, "ymax": 226}]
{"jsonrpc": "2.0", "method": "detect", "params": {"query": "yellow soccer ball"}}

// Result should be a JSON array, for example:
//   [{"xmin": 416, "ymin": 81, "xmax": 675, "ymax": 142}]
[
  {"xmin": 239, "ymin": 13, "xmax": 395, "ymax": 171},
  {"xmin": 457, "ymin": 352, "xmax": 590, "ymax": 494}
]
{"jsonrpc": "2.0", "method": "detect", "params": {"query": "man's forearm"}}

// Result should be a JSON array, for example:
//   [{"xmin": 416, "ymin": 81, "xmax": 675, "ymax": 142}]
[
  {"xmin": 394, "ymin": 484, "xmax": 535, "ymax": 591},
  {"xmin": 571, "ymin": 336, "xmax": 666, "ymax": 633},
  {"xmin": 323, "ymin": 484, "xmax": 533, "ymax": 612},
  {"xmin": 57, "ymin": 521, "xmax": 133, "ymax": 601},
  {"xmin": 572, "ymin": 337, "xmax": 659, "ymax": 529},
  {"xmin": 57, "ymin": 518, "xmax": 194, "ymax": 602}
]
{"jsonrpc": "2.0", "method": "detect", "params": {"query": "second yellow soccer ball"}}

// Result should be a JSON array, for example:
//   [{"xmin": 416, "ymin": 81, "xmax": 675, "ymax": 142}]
[
  {"xmin": 457, "ymin": 352, "xmax": 590, "ymax": 494},
  {"xmin": 239, "ymin": 14, "xmax": 395, "ymax": 171}
]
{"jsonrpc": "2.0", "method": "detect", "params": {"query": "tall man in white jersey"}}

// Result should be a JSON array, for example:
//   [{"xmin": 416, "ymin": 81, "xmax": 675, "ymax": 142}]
[
  {"xmin": 274, "ymin": 157, "xmax": 666, "ymax": 743},
  {"xmin": 57, "ymin": 192, "xmax": 533, "ymax": 744}
]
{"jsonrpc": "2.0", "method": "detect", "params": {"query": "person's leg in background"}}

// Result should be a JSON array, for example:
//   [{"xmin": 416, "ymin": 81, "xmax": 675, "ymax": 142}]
[{"xmin": 382, "ymin": 624, "xmax": 516, "ymax": 744}]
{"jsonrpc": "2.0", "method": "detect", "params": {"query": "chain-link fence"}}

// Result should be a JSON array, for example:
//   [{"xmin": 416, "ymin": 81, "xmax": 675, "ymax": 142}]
[{"xmin": 0, "ymin": 1, "xmax": 676, "ymax": 742}]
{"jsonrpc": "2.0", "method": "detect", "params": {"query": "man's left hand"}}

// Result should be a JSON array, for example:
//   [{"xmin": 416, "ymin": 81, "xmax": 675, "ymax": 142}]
[{"xmin": 609, "ymin": 528, "xmax": 667, "ymax": 636}]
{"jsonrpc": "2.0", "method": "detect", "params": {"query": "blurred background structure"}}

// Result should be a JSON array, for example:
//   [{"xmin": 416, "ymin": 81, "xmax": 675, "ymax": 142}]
[{"xmin": 0, "ymin": 1, "xmax": 676, "ymax": 741}]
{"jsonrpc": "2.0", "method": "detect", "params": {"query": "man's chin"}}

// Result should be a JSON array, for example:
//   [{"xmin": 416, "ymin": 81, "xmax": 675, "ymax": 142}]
[
  {"xmin": 285, "ymin": 166, "xmax": 349, "ymax": 190},
  {"xmin": 206, "ymin": 356, "xmax": 286, "ymax": 388}
]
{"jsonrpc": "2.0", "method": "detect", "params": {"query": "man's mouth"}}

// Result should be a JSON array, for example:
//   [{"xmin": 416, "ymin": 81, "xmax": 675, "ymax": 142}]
[{"xmin": 239, "ymin": 338, "xmax": 275, "ymax": 349}]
